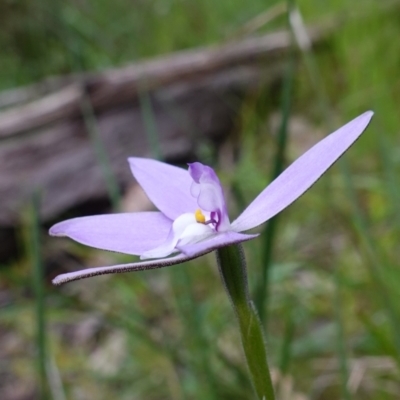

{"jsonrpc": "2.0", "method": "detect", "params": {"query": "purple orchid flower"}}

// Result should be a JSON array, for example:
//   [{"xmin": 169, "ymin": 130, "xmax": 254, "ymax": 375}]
[{"xmin": 50, "ymin": 111, "xmax": 373, "ymax": 285}]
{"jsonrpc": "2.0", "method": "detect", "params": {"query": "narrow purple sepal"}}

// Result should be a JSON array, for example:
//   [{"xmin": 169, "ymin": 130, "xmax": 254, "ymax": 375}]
[
  {"xmin": 129, "ymin": 158, "xmax": 198, "ymax": 220},
  {"xmin": 231, "ymin": 111, "xmax": 374, "ymax": 232},
  {"xmin": 49, "ymin": 212, "xmax": 172, "ymax": 255}
]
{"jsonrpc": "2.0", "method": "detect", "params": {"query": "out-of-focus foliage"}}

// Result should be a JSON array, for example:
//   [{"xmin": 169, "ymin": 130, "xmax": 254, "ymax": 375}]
[{"xmin": 1, "ymin": 0, "xmax": 400, "ymax": 399}]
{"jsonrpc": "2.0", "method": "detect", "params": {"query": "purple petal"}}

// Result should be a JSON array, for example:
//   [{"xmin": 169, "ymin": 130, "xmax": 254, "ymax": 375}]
[
  {"xmin": 129, "ymin": 158, "xmax": 198, "ymax": 220},
  {"xmin": 231, "ymin": 111, "xmax": 374, "ymax": 232},
  {"xmin": 188, "ymin": 162, "xmax": 230, "ymax": 231},
  {"xmin": 49, "ymin": 212, "xmax": 172, "ymax": 255},
  {"xmin": 177, "ymin": 231, "xmax": 258, "ymax": 257}
]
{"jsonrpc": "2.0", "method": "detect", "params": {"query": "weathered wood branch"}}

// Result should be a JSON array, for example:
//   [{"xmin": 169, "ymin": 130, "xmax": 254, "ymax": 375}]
[
  {"xmin": 0, "ymin": 27, "xmax": 328, "ymax": 140},
  {"xmin": 0, "ymin": 27, "xmax": 330, "ymax": 226}
]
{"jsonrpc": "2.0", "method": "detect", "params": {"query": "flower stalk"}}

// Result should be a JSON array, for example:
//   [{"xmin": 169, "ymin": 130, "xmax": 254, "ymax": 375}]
[{"xmin": 217, "ymin": 244, "xmax": 275, "ymax": 400}]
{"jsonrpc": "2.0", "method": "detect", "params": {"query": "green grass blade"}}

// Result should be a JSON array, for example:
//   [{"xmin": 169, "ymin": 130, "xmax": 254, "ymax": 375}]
[
  {"xmin": 29, "ymin": 192, "xmax": 48, "ymax": 399},
  {"xmin": 255, "ymin": 1, "xmax": 295, "ymax": 326},
  {"xmin": 333, "ymin": 267, "xmax": 352, "ymax": 400},
  {"xmin": 138, "ymin": 91, "xmax": 162, "ymax": 160},
  {"xmin": 80, "ymin": 94, "xmax": 121, "ymax": 209},
  {"xmin": 47, "ymin": 352, "xmax": 67, "ymax": 400},
  {"xmin": 278, "ymin": 295, "xmax": 295, "ymax": 375}
]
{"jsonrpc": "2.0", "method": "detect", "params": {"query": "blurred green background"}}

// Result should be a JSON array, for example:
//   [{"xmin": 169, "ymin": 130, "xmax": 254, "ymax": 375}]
[{"xmin": 1, "ymin": 0, "xmax": 400, "ymax": 399}]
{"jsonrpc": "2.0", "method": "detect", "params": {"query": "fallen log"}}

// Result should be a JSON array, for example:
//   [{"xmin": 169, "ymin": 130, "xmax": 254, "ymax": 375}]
[{"xmin": 0, "ymin": 27, "xmax": 329, "ymax": 226}]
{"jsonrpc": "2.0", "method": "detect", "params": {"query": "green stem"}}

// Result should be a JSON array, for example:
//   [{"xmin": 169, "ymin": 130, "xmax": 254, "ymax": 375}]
[{"xmin": 216, "ymin": 244, "xmax": 275, "ymax": 400}]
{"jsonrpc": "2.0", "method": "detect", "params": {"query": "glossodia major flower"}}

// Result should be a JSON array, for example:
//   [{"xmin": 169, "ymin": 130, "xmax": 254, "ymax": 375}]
[{"xmin": 50, "ymin": 111, "xmax": 373, "ymax": 285}]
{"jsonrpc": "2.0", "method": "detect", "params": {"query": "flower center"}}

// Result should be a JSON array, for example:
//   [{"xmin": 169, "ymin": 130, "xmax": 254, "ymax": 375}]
[
  {"xmin": 141, "ymin": 162, "xmax": 230, "ymax": 260},
  {"xmin": 140, "ymin": 210, "xmax": 214, "ymax": 260}
]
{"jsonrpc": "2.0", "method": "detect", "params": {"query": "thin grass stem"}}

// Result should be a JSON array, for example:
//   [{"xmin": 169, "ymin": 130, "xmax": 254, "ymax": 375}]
[
  {"xmin": 170, "ymin": 267, "xmax": 218, "ymax": 400},
  {"xmin": 255, "ymin": 0, "xmax": 295, "ymax": 326},
  {"xmin": 47, "ymin": 352, "xmax": 67, "ymax": 400},
  {"xmin": 138, "ymin": 91, "xmax": 162, "ymax": 160},
  {"xmin": 80, "ymin": 94, "xmax": 121, "ymax": 209},
  {"xmin": 42, "ymin": 0, "xmax": 120, "ymax": 210},
  {"xmin": 278, "ymin": 294, "xmax": 295, "ymax": 375},
  {"xmin": 30, "ymin": 192, "xmax": 48, "ymax": 399},
  {"xmin": 333, "ymin": 267, "xmax": 352, "ymax": 400}
]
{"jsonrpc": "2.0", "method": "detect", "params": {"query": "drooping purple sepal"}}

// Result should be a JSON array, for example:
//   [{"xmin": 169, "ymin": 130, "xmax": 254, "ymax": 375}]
[{"xmin": 52, "ymin": 232, "xmax": 256, "ymax": 285}]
